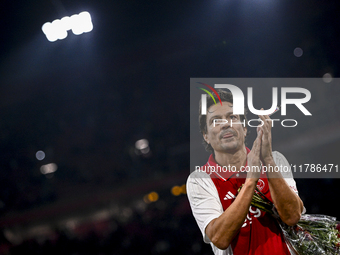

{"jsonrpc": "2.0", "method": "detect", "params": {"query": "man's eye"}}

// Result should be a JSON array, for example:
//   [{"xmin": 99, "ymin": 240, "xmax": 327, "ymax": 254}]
[{"xmin": 230, "ymin": 115, "xmax": 238, "ymax": 119}]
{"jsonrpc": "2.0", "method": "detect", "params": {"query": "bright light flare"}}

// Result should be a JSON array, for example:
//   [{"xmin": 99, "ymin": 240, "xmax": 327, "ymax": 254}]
[
  {"xmin": 42, "ymin": 11, "xmax": 93, "ymax": 42},
  {"xmin": 76, "ymin": 12, "xmax": 93, "ymax": 34},
  {"xmin": 60, "ymin": 16, "xmax": 72, "ymax": 31}
]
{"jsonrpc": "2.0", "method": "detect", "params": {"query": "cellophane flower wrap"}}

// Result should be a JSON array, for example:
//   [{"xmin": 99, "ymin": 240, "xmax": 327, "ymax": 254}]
[{"xmin": 238, "ymin": 185, "xmax": 340, "ymax": 254}]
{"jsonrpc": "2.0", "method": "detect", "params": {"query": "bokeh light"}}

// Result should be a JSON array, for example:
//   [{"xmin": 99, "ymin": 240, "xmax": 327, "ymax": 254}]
[
  {"xmin": 35, "ymin": 150, "xmax": 45, "ymax": 160},
  {"xmin": 293, "ymin": 47, "xmax": 303, "ymax": 57},
  {"xmin": 144, "ymin": 191, "xmax": 159, "ymax": 203},
  {"xmin": 40, "ymin": 163, "xmax": 58, "ymax": 175},
  {"xmin": 323, "ymin": 73, "xmax": 333, "ymax": 83}
]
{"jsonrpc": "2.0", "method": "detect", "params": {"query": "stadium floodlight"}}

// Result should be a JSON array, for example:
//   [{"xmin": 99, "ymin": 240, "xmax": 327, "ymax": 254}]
[{"xmin": 42, "ymin": 11, "xmax": 93, "ymax": 42}]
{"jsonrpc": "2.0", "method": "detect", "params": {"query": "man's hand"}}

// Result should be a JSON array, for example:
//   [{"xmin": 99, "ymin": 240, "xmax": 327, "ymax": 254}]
[
  {"xmin": 257, "ymin": 108, "xmax": 273, "ymax": 164},
  {"xmin": 246, "ymin": 128, "xmax": 262, "ymax": 181}
]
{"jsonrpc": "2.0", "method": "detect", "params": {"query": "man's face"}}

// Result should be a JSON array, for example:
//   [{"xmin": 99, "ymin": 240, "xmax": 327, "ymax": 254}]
[{"xmin": 203, "ymin": 102, "xmax": 247, "ymax": 154}]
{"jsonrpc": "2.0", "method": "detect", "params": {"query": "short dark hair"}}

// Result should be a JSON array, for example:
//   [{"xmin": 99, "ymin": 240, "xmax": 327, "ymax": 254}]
[{"xmin": 198, "ymin": 89, "xmax": 249, "ymax": 154}]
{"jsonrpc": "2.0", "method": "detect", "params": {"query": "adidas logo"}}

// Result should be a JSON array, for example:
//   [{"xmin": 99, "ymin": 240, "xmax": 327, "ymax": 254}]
[{"xmin": 224, "ymin": 191, "xmax": 236, "ymax": 200}]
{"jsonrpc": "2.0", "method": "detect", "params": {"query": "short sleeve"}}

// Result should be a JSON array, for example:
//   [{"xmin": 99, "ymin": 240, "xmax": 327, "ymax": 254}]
[
  {"xmin": 186, "ymin": 171, "xmax": 224, "ymax": 243},
  {"xmin": 272, "ymin": 151, "xmax": 298, "ymax": 193},
  {"xmin": 272, "ymin": 151, "xmax": 306, "ymax": 214}
]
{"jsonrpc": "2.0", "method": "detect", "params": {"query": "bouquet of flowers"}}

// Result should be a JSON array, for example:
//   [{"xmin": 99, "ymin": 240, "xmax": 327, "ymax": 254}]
[{"xmin": 238, "ymin": 185, "xmax": 340, "ymax": 255}]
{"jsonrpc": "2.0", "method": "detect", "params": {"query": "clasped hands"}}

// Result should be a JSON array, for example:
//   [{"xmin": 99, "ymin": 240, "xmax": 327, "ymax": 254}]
[{"xmin": 247, "ymin": 109, "xmax": 274, "ymax": 180}]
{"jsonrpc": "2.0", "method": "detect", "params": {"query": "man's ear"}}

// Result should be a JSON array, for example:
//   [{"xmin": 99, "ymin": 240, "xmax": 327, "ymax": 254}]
[{"xmin": 203, "ymin": 132, "xmax": 210, "ymax": 144}]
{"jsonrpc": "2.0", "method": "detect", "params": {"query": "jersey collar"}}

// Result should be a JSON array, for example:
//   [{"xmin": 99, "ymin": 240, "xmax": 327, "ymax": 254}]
[{"xmin": 207, "ymin": 147, "xmax": 250, "ymax": 181}]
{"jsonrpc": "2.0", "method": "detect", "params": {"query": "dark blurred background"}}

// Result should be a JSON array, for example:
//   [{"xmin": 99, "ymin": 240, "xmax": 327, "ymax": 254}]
[{"xmin": 0, "ymin": 0, "xmax": 340, "ymax": 254}]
